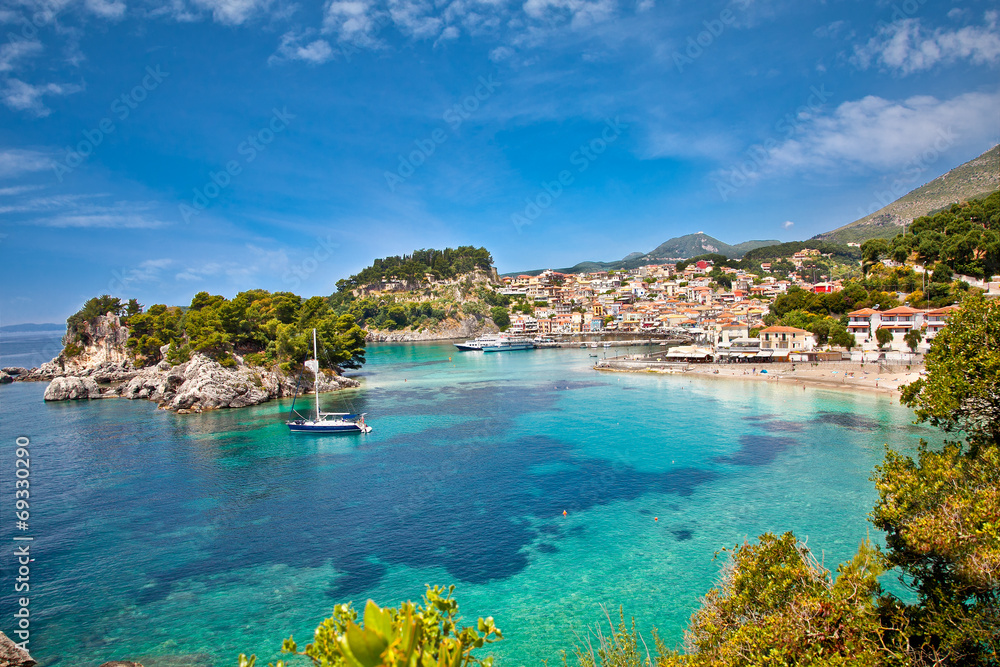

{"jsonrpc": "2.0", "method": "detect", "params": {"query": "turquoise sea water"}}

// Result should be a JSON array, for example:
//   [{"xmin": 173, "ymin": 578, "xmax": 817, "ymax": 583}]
[{"xmin": 0, "ymin": 338, "xmax": 934, "ymax": 667}]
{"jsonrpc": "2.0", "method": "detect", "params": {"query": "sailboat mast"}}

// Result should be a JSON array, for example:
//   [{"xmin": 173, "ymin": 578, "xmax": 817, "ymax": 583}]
[{"xmin": 313, "ymin": 328, "xmax": 320, "ymax": 418}]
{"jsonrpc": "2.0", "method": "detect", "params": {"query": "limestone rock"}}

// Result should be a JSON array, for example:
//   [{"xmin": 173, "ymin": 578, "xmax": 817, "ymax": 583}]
[
  {"xmin": 0, "ymin": 372, "xmax": 11, "ymax": 385},
  {"xmin": 366, "ymin": 316, "xmax": 496, "ymax": 342},
  {"xmin": 43, "ymin": 376, "xmax": 102, "ymax": 401},
  {"xmin": 0, "ymin": 631, "xmax": 36, "ymax": 667},
  {"xmin": 114, "ymin": 353, "xmax": 358, "ymax": 412},
  {"xmin": 1, "ymin": 367, "xmax": 28, "ymax": 376},
  {"xmin": 98, "ymin": 662, "xmax": 143, "ymax": 667}
]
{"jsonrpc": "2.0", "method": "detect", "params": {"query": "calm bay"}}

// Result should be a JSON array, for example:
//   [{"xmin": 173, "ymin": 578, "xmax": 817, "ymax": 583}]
[{"xmin": 0, "ymin": 336, "xmax": 932, "ymax": 666}]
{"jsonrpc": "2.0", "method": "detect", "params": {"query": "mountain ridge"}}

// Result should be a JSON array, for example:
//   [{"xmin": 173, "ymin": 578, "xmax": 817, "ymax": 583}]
[
  {"xmin": 812, "ymin": 145, "xmax": 999, "ymax": 244},
  {"xmin": 506, "ymin": 232, "xmax": 781, "ymax": 276}
]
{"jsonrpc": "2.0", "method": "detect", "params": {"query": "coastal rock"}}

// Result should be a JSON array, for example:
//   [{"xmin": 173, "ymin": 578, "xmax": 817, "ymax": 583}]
[
  {"xmin": 44, "ymin": 376, "xmax": 102, "ymax": 401},
  {"xmin": 165, "ymin": 354, "xmax": 271, "ymax": 411},
  {"xmin": 0, "ymin": 631, "xmax": 36, "ymax": 667},
  {"xmin": 366, "ymin": 316, "xmax": 497, "ymax": 342},
  {"xmin": 60, "ymin": 313, "xmax": 132, "ymax": 373},
  {"xmin": 113, "ymin": 353, "xmax": 359, "ymax": 412},
  {"xmin": 1, "ymin": 367, "xmax": 28, "ymax": 376},
  {"xmin": 98, "ymin": 662, "xmax": 144, "ymax": 667},
  {"xmin": 0, "ymin": 372, "xmax": 11, "ymax": 385}
]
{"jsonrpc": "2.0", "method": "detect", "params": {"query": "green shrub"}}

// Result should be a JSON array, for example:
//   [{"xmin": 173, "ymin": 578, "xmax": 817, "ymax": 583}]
[{"xmin": 238, "ymin": 585, "xmax": 502, "ymax": 667}]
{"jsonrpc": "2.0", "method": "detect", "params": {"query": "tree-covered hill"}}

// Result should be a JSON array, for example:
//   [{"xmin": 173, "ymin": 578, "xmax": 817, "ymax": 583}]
[
  {"xmin": 64, "ymin": 292, "xmax": 367, "ymax": 372},
  {"xmin": 861, "ymin": 191, "xmax": 1000, "ymax": 280},
  {"xmin": 335, "ymin": 246, "xmax": 494, "ymax": 293},
  {"xmin": 327, "ymin": 246, "xmax": 512, "ymax": 334}
]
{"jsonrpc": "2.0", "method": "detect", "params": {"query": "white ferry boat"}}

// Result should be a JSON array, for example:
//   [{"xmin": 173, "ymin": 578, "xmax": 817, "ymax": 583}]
[
  {"xmin": 482, "ymin": 336, "xmax": 535, "ymax": 352},
  {"xmin": 454, "ymin": 334, "xmax": 505, "ymax": 351}
]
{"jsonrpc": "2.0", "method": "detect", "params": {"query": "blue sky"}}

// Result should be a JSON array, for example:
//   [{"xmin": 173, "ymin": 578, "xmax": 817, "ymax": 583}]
[{"xmin": 0, "ymin": 0, "xmax": 998, "ymax": 324}]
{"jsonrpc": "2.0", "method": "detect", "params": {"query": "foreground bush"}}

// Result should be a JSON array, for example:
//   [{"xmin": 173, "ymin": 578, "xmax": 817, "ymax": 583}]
[{"xmin": 238, "ymin": 585, "xmax": 502, "ymax": 667}]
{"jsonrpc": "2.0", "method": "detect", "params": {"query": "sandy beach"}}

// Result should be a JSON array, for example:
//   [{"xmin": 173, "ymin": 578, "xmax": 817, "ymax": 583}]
[{"xmin": 598, "ymin": 361, "xmax": 923, "ymax": 396}]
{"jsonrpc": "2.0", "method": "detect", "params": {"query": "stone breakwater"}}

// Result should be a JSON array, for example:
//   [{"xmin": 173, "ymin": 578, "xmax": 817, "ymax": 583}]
[{"xmin": 41, "ymin": 354, "xmax": 358, "ymax": 413}]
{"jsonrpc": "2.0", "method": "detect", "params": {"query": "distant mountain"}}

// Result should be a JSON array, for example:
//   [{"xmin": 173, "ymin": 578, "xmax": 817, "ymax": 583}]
[
  {"xmin": 0, "ymin": 323, "xmax": 65, "ymax": 332},
  {"xmin": 640, "ymin": 233, "xmax": 779, "ymax": 263},
  {"xmin": 813, "ymin": 145, "xmax": 1000, "ymax": 244},
  {"xmin": 506, "ymin": 233, "xmax": 781, "ymax": 276}
]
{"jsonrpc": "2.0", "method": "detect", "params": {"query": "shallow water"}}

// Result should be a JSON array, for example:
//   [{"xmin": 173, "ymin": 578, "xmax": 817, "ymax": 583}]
[{"xmin": 0, "ymin": 339, "xmax": 932, "ymax": 666}]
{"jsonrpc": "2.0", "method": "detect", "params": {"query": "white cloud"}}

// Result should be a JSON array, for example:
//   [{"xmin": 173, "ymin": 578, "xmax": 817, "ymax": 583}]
[
  {"xmin": 188, "ymin": 0, "xmax": 274, "ymax": 25},
  {"xmin": 0, "ymin": 39, "xmax": 43, "ymax": 73},
  {"xmin": 0, "ymin": 149, "xmax": 52, "ymax": 177},
  {"xmin": 0, "ymin": 185, "xmax": 43, "ymax": 196},
  {"xmin": 489, "ymin": 45, "xmax": 514, "ymax": 61},
  {"xmin": 269, "ymin": 30, "xmax": 336, "ymax": 64},
  {"xmin": 322, "ymin": 0, "xmax": 385, "ymax": 44},
  {"xmin": 763, "ymin": 90, "xmax": 1000, "ymax": 173},
  {"xmin": 523, "ymin": 0, "xmax": 616, "ymax": 29},
  {"xmin": 85, "ymin": 0, "xmax": 127, "ymax": 19},
  {"xmin": 388, "ymin": 0, "xmax": 443, "ymax": 38},
  {"xmin": 36, "ymin": 213, "xmax": 165, "ymax": 228},
  {"xmin": 782, "ymin": 220, "xmax": 794, "ymax": 229},
  {"xmin": 853, "ymin": 14, "xmax": 1000, "ymax": 74},
  {"xmin": 1, "ymin": 78, "xmax": 83, "ymax": 117}
]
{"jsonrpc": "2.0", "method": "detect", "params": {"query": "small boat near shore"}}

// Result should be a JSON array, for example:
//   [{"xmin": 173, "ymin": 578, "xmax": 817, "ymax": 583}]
[{"xmin": 287, "ymin": 329, "xmax": 371, "ymax": 434}]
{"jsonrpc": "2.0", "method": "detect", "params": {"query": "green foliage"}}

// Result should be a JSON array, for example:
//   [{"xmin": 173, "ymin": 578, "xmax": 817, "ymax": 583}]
[
  {"xmin": 874, "ymin": 327, "xmax": 893, "ymax": 349},
  {"xmin": 768, "ymin": 284, "xmax": 898, "ymax": 322},
  {"xmin": 490, "ymin": 306, "xmax": 510, "ymax": 331},
  {"xmin": 741, "ymin": 241, "xmax": 861, "ymax": 267},
  {"xmin": 880, "ymin": 191, "xmax": 1000, "ymax": 279},
  {"xmin": 238, "ymin": 585, "xmax": 502, "ymax": 667},
  {"xmin": 72, "ymin": 289, "xmax": 367, "ymax": 372},
  {"xmin": 900, "ymin": 293, "xmax": 1000, "ymax": 443},
  {"xmin": 64, "ymin": 294, "xmax": 128, "ymax": 352},
  {"xmin": 903, "ymin": 328, "xmax": 923, "ymax": 353},
  {"xmin": 564, "ymin": 608, "xmax": 659, "ymax": 667},
  {"xmin": 871, "ymin": 291, "xmax": 1000, "ymax": 666},
  {"xmin": 663, "ymin": 533, "xmax": 891, "ymax": 667},
  {"xmin": 337, "ymin": 247, "xmax": 494, "ymax": 292}
]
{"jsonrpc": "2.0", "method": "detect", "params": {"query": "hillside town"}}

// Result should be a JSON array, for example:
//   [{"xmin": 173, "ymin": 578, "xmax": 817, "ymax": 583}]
[{"xmin": 496, "ymin": 255, "xmax": 1000, "ymax": 363}]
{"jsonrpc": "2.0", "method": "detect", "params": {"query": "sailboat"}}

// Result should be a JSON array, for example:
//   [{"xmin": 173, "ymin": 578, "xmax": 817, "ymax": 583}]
[{"xmin": 286, "ymin": 329, "xmax": 372, "ymax": 434}]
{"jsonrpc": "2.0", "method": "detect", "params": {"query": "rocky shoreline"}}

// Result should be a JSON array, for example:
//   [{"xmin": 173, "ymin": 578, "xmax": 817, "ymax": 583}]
[
  {"xmin": 36, "ymin": 354, "xmax": 359, "ymax": 412},
  {"xmin": 2, "ymin": 312, "xmax": 359, "ymax": 413},
  {"xmin": 365, "ymin": 315, "xmax": 496, "ymax": 343}
]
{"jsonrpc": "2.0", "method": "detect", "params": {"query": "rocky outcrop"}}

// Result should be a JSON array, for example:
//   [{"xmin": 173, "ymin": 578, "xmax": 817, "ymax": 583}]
[
  {"xmin": 44, "ymin": 376, "xmax": 102, "ymax": 401},
  {"xmin": 98, "ymin": 662, "xmax": 144, "ymax": 667},
  {"xmin": 0, "ymin": 631, "xmax": 35, "ymax": 667},
  {"xmin": 61, "ymin": 313, "xmax": 131, "ymax": 372},
  {"xmin": 0, "ymin": 372, "xmax": 11, "ymax": 385},
  {"xmin": 25, "ymin": 312, "xmax": 360, "ymax": 413},
  {"xmin": 366, "ymin": 316, "xmax": 497, "ymax": 342},
  {"xmin": 102, "ymin": 353, "xmax": 359, "ymax": 412}
]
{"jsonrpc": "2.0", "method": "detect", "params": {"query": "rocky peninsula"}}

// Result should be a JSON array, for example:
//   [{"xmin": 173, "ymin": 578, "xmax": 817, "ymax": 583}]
[{"xmin": 13, "ymin": 313, "xmax": 359, "ymax": 413}]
